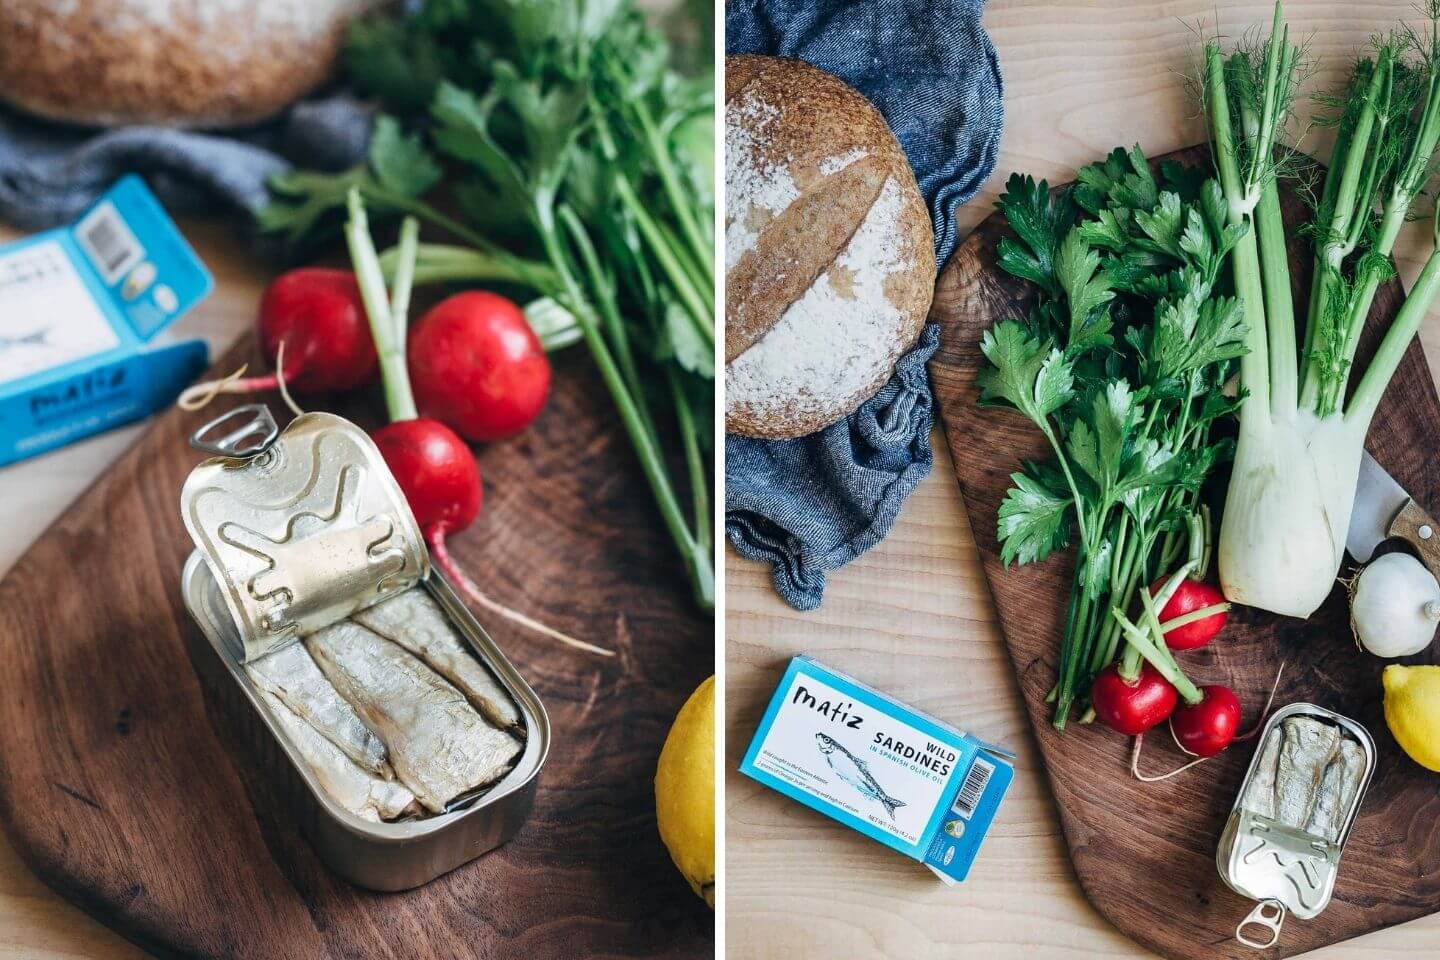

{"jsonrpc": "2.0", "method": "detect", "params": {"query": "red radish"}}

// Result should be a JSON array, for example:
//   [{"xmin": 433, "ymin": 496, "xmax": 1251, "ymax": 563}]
[
  {"xmin": 1091, "ymin": 664, "xmax": 1179, "ymax": 735},
  {"xmin": 178, "ymin": 268, "xmax": 377, "ymax": 411},
  {"xmin": 345, "ymin": 197, "xmax": 609, "ymax": 657},
  {"xmin": 408, "ymin": 291, "xmax": 551, "ymax": 442},
  {"xmin": 1170, "ymin": 685, "xmax": 1242, "ymax": 757},
  {"xmin": 258, "ymin": 268, "xmax": 378, "ymax": 392},
  {"xmin": 372, "ymin": 418, "xmax": 482, "ymax": 534},
  {"xmin": 1150, "ymin": 576, "xmax": 1229, "ymax": 650}
]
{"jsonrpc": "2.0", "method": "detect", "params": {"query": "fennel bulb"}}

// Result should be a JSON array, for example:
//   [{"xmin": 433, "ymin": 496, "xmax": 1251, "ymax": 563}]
[{"xmin": 1218, "ymin": 409, "xmax": 1363, "ymax": 617}]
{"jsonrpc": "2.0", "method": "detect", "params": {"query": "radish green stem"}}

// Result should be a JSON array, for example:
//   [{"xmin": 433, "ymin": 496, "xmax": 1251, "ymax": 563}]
[
  {"xmin": 1160, "ymin": 602, "xmax": 1231, "ymax": 632},
  {"xmin": 390, "ymin": 217, "xmax": 419, "ymax": 346},
  {"xmin": 358, "ymin": 185, "xmax": 555, "ymax": 292},
  {"xmin": 379, "ymin": 243, "xmax": 558, "ymax": 290},
  {"xmin": 1138, "ymin": 581, "xmax": 1186, "ymax": 677},
  {"xmin": 1111, "ymin": 610, "xmax": 1203, "ymax": 704},
  {"xmin": 1187, "ymin": 514, "xmax": 1204, "ymax": 573},
  {"xmin": 345, "ymin": 189, "xmax": 417, "ymax": 422},
  {"xmin": 1119, "ymin": 561, "xmax": 1194, "ymax": 679},
  {"xmin": 1199, "ymin": 505, "xmax": 1214, "ymax": 579},
  {"xmin": 1153, "ymin": 562, "xmax": 1196, "ymax": 612}
]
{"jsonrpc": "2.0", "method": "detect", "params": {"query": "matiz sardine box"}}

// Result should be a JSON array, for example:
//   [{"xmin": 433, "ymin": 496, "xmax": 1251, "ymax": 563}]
[{"xmin": 740, "ymin": 656, "xmax": 1014, "ymax": 883}]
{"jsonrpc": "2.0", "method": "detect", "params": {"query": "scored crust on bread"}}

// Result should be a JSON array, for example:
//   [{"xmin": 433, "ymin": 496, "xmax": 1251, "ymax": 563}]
[{"xmin": 725, "ymin": 54, "xmax": 936, "ymax": 440}]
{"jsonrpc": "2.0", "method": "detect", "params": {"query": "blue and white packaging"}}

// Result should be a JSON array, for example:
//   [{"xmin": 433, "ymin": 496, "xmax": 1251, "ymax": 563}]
[
  {"xmin": 740, "ymin": 656, "xmax": 1014, "ymax": 884},
  {"xmin": 0, "ymin": 176, "xmax": 211, "ymax": 466}
]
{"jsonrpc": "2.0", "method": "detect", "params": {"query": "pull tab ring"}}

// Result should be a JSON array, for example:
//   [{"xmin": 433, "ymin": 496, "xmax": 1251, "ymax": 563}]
[
  {"xmin": 189, "ymin": 403, "xmax": 279, "ymax": 459},
  {"xmin": 1236, "ymin": 899, "xmax": 1285, "ymax": 950}
]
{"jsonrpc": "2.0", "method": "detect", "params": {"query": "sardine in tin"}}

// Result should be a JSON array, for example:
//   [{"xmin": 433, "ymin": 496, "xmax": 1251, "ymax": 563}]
[
  {"xmin": 178, "ymin": 405, "xmax": 550, "ymax": 890},
  {"xmin": 1216, "ymin": 702, "xmax": 1376, "ymax": 950}
]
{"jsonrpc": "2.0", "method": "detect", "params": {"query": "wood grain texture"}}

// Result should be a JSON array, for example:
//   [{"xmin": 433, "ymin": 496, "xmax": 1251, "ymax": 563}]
[
  {"xmin": 0, "ymin": 317, "xmax": 714, "ymax": 957},
  {"xmin": 726, "ymin": 3, "xmax": 1440, "ymax": 959},
  {"xmin": 930, "ymin": 143, "xmax": 1440, "ymax": 960}
]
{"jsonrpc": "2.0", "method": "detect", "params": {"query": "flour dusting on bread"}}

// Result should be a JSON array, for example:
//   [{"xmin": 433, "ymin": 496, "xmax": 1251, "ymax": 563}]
[
  {"xmin": 727, "ymin": 177, "xmax": 911, "ymax": 424},
  {"xmin": 725, "ymin": 90, "xmax": 798, "ymax": 269}
]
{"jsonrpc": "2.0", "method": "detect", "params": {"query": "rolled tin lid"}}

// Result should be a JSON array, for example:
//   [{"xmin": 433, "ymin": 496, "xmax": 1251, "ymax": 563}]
[{"xmin": 180, "ymin": 406, "xmax": 428, "ymax": 663}]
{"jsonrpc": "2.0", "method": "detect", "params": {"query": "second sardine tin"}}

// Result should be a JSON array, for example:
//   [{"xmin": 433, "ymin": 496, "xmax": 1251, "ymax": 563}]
[{"xmin": 741, "ymin": 657, "xmax": 1013, "ymax": 884}]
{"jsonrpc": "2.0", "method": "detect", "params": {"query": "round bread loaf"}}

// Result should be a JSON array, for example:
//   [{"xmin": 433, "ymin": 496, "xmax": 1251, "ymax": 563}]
[
  {"xmin": 0, "ymin": 0, "xmax": 378, "ymax": 129},
  {"xmin": 725, "ymin": 54, "xmax": 935, "ymax": 440}
]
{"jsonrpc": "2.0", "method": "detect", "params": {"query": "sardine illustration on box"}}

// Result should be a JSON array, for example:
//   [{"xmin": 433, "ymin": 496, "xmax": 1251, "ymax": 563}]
[{"xmin": 815, "ymin": 733, "xmax": 906, "ymax": 820}]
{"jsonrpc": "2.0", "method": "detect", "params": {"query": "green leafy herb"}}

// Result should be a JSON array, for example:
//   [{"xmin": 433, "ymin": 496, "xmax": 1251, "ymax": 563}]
[{"xmin": 982, "ymin": 143, "xmax": 1248, "ymax": 728}]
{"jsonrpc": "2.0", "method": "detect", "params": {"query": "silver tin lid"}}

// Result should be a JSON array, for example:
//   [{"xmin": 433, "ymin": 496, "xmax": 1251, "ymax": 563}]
[
  {"xmin": 180, "ymin": 407, "xmax": 428, "ymax": 663},
  {"xmin": 1215, "ymin": 702, "xmax": 1376, "ymax": 949}
]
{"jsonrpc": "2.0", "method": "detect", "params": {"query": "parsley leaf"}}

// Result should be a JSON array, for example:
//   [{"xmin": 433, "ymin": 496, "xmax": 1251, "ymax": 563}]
[
  {"xmin": 977, "ymin": 321, "xmax": 1074, "ymax": 424},
  {"xmin": 996, "ymin": 173, "xmax": 1077, "ymax": 296},
  {"xmin": 370, "ymin": 116, "xmax": 443, "ymax": 197},
  {"xmin": 997, "ymin": 468, "xmax": 1074, "ymax": 566},
  {"xmin": 1054, "ymin": 230, "xmax": 1115, "ymax": 353}
]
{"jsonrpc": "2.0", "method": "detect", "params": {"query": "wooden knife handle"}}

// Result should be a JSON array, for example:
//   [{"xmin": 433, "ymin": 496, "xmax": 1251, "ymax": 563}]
[{"xmin": 1387, "ymin": 499, "xmax": 1440, "ymax": 579}]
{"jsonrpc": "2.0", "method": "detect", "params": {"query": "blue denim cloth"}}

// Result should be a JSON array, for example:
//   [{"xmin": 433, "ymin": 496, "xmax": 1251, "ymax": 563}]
[
  {"xmin": 0, "ymin": 93, "xmax": 371, "ymax": 233},
  {"xmin": 726, "ymin": 0, "xmax": 1003, "ymax": 609}
]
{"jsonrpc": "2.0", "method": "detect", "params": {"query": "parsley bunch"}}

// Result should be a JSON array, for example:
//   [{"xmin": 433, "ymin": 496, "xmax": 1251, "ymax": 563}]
[
  {"xmin": 257, "ymin": 0, "xmax": 715, "ymax": 611},
  {"xmin": 979, "ymin": 147, "xmax": 1248, "ymax": 727}
]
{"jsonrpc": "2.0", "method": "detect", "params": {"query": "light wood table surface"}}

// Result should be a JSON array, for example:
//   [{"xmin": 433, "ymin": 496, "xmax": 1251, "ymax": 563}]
[{"xmin": 725, "ymin": 2, "xmax": 1440, "ymax": 958}]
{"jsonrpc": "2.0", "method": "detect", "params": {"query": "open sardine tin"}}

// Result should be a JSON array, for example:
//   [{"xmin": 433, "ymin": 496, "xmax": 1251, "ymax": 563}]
[
  {"xmin": 1216, "ymin": 702, "xmax": 1377, "ymax": 950},
  {"xmin": 178, "ymin": 406, "xmax": 550, "ymax": 890}
]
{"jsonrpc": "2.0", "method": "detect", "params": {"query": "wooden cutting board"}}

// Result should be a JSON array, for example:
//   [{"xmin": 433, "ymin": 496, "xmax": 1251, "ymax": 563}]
[
  {"xmin": 0, "ymin": 334, "xmax": 714, "ymax": 959},
  {"xmin": 929, "ymin": 144, "xmax": 1440, "ymax": 960}
]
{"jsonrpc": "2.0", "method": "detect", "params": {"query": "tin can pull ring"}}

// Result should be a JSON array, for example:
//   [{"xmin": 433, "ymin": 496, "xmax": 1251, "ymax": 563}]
[
  {"xmin": 1236, "ymin": 899, "xmax": 1286, "ymax": 949},
  {"xmin": 189, "ymin": 403, "xmax": 279, "ymax": 459}
]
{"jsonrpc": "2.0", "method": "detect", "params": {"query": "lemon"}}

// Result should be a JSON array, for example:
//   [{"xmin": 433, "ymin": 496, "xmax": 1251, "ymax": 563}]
[
  {"xmin": 1382, "ymin": 665, "xmax": 1440, "ymax": 772},
  {"xmin": 655, "ymin": 675, "xmax": 714, "ymax": 907}
]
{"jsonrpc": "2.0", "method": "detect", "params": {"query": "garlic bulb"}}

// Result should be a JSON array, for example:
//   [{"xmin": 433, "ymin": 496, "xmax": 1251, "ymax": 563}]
[{"xmin": 1349, "ymin": 552, "xmax": 1440, "ymax": 658}]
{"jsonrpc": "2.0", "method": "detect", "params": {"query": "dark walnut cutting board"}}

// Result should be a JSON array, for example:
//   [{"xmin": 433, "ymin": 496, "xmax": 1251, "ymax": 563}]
[
  {"xmin": 0, "ymin": 335, "xmax": 713, "ymax": 959},
  {"xmin": 929, "ymin": 144, "xmax": 1440, "ymax": 960}
]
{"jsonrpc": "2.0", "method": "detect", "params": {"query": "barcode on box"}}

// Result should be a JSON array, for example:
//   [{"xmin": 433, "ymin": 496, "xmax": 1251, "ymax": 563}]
[
  {"xmin": 953, "ymin": 757, "xmax": 995, "ymax": 820},
  {"xmin": 76, "ymin": 202, "xmax": 142, "ymax": 284}
]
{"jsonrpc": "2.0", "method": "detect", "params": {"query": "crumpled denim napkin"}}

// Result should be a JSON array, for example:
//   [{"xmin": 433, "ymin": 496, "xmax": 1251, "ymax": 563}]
[
  {"xmin": 0, "ymin": 92, "xmax": 372, "ymax": 234},
  {"xmin": 725, "ymin": 0, "xmax": 1004, "ymax": 610}
]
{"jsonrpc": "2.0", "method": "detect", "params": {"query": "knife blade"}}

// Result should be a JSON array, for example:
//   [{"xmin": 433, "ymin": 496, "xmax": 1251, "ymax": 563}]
[{"xmin": 1348, "ymin": 451, "xmax": 1426, "ymax": 563}]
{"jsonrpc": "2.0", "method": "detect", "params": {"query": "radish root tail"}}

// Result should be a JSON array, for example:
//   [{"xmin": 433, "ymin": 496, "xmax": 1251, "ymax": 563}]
[
  {"xmin": 177, "ymin": 364, "xmax": 283, "ymax": 411},
  {"xmin": 426, "ymin": 529, "xmax": 615, "ymax": 658},
  {"xmin": 1234, "ymin": 659, "xmax": 1287, "ymax": 742},
  {"xmin": 1130, "ymin": 733, "xmax": 1208, "ymax": 782},
  {"xmin": 273, "ymin": 340, "xmax": 305, "ymax": 418}
]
